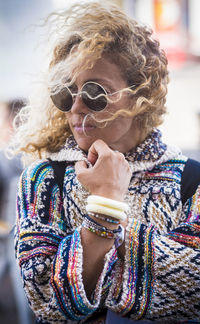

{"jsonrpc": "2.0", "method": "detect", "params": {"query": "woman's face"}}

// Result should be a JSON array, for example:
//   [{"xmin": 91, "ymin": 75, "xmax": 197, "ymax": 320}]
[{"xmin": 66, "ymin": 57, "xmax": 141, "ymax": 152}]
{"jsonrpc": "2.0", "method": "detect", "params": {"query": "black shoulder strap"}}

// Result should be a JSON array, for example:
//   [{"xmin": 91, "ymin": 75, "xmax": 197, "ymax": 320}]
[
  {"xmin": 48, "ymin": 158, "xmax": 200, "ymax": 206},
  {"xmin": 181, "ymin": 158, "xmax": 200, "ymax": 205},
  {"xmin": 48, "ymin": 159, "xmax": 67, "ymax": 197}
]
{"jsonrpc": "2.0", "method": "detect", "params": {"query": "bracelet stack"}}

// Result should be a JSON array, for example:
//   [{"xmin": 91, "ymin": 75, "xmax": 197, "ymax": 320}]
[
  {"xmin": 82, "ymin": 195, "xmax": 129, "ymax": 247},
  {"xmin": 82, "ymin": 214, "xmax": 125, "ymax": 248},
  {"xmin": 82, "ymin": 214, "xmax": 122, "ymax": 239}
]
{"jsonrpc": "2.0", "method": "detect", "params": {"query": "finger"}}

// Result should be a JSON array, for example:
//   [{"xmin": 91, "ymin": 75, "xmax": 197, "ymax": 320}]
[
  {"xmin": 87, "ymin": 139, "xmax": 110, "ymax": 165},
  {"xmin": 75, "ymin": 160, "xmax": 88, "ymax": 175},
  {"xmin": 87, "ymin": 148, "xmax": 98, "ymax": 166},
  {"xmin": 113, "ymin": 151, "xmax": 131, "ymax": 173}
]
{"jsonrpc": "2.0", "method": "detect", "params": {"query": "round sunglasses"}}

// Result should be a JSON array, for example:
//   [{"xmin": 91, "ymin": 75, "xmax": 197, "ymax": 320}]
[{"xmin": 50, "ymin": 81, "xmax": 122, "ymax": 112}]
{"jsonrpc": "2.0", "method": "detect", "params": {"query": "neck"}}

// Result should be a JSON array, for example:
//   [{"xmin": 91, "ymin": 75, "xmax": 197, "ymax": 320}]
[{"xmin": 111, "ymin": 126, "xmax": 148, "ymax": 154}]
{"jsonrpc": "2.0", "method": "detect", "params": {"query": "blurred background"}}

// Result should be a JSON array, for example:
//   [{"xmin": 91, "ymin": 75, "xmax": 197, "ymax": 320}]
[{"xmin": 0, "ymin": 0, "xmax": 200, "ymax": 323}]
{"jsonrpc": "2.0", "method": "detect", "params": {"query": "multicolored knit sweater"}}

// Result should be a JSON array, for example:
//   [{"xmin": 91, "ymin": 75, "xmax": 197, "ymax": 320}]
[{"xmin": 15, "ymin": 129, "xmax": 200, "ymax": 323}]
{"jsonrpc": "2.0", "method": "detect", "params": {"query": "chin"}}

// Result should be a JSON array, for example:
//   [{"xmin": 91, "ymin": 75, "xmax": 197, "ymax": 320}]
[{"xmin": 75, "ymin": 137, "xmax": 94, "ymax": 152}]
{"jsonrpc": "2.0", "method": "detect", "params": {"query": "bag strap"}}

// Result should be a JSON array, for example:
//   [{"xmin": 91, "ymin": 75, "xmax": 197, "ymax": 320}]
[
  {"xmin": 181, "ymin": 158, "xmax": 200, "ymax": 205},
  {"xmin": 48, "ymin": 157, "xmax": 200, "ymax": 206},
  {"xmin": 48, "ymin": 159, "xmax": 67, "ymax": 200}
]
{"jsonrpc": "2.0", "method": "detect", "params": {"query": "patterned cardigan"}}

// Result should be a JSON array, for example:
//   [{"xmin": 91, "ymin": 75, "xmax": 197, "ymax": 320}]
[{"xmin": 15, "ymin": 130, "xmax": 200, "ymax": 323}]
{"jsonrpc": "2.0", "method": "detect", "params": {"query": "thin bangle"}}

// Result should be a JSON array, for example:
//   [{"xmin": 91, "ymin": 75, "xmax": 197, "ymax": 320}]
[{"xmin": 88, "ymin": 212, "xmax": 119, "ymax": 224}]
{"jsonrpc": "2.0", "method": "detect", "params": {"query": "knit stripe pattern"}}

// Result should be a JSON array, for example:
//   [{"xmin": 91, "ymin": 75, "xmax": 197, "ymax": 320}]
[{"xmin": 15, "ymin": 129, "xmax": 200, "ymax": 323}]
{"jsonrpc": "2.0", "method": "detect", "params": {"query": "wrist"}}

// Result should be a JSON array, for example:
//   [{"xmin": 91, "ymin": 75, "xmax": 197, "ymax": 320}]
[{"xmin": 91, "ymin": 191, "xmax": 125, "ymax": 202}]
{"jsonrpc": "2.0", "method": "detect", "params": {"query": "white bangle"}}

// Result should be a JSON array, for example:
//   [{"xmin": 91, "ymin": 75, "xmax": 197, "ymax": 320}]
[
  {"xmin": 86, "ymin": 203, "xmax": 127, "ymax": 221},
  {"xmin": 87, "ymin": 195, "xmax": 129, "ymax": 212}
]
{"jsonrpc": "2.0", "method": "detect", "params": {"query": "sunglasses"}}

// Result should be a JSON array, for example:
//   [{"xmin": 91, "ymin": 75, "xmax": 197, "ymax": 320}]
[{"xmin": 50, "ymin": 81, "xmax": 123, "ymax": 112}]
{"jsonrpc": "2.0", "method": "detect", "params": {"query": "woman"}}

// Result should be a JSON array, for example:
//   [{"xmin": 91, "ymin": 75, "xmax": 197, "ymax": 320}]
[{"xmin": 13, "ymin": 1, "xmax": 200, "ymax": 323}]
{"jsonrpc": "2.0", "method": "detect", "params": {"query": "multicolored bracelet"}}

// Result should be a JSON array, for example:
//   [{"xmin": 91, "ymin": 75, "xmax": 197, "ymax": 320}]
[{"xmin": 83, "ymin": 214, "xmax": 121, "ymax": 234}]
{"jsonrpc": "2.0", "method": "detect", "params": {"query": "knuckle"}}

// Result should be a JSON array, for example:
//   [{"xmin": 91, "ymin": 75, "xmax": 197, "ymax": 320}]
[
  {"xmin": 101, "ymin": 149, "xmax": 114, "ymax": 160},
  {"xmin": 116, "ymin": 152, "xmax": 126, "ymax": 162},
  {"xmin": 118, "ymin": 152, "xmax": 125, "ymax": 159},
  {"xmin": 103, "ymin": 152, "xmax": 112, "ymax": 160},
  {"xmin": 95, "ymin": 139, "xmax": 106, "ymax": 149}
]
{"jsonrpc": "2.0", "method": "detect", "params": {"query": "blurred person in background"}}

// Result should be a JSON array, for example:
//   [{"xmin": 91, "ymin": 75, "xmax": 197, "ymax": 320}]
[
  {"xmin": 0, "ymin": 99, "xmax": 34, "ymax": 323},
  {"xmin": 11, "ymin": 1, "xmax": 200, "ymax": 323}
]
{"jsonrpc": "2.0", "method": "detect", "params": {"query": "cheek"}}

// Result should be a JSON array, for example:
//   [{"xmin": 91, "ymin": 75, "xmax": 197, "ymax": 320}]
[
  {"xmin": 111, "ymin": 115, "xmax": 132, "ymax": 129},
  {"xmin": 103, "ymin": 120, "xmax": 123, "ymax": 139}
]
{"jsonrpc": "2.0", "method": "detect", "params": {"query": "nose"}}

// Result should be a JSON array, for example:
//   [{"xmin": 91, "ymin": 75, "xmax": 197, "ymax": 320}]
[{"xmin": 70, "ymin": 93, "xmax": 90, "ymax": 114}]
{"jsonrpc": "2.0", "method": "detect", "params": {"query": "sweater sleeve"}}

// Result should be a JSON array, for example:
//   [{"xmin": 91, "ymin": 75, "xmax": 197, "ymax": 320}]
[
  {"xmin": 105, "ymin": 185, "xmax": 200, "ymax": 323},
  {"xmin": 15, "ymin": 161, "xmax": 117, "ymax": 323}
]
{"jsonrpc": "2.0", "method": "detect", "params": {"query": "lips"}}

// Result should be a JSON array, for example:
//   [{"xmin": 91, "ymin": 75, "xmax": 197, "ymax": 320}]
[{"xmin": 73, "ymin": 122, "xmax": 96, "ymax": 134}]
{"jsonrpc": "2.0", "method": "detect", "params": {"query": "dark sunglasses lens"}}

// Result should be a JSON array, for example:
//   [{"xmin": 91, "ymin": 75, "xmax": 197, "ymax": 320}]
[
  {"xmin": 50, "ymin": 88, "xmax": 73, "ymax": 112},
  {"xmin": 82, "ymin": 83, "xmax": 107, "ymax": 111}
]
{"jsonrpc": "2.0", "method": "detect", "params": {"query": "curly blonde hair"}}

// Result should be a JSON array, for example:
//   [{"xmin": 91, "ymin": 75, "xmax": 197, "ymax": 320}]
[{"xmin": 11, "ymin": 0, "xmax": 169, "ymax": 163}]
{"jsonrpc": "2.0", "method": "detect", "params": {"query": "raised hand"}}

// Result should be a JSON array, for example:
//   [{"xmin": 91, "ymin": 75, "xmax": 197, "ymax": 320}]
[{"xmin": 75, "ymin": 139, "xmax": 132, "ymax": 201}]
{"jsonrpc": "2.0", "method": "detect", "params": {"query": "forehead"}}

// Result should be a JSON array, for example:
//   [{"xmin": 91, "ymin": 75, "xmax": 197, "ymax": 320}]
[{"xmin": 76, "ymin": 57, "xmax": 127, "ymax": 89}]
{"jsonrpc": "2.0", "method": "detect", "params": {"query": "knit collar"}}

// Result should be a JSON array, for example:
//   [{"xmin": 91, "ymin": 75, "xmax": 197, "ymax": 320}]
[
  {"xmin": 48, "ymin": 129, "xmax": 182, "ymax": 173},
  {"xmin": 124, "ymin": 129, "xmax": 167, "ymax": 163}
]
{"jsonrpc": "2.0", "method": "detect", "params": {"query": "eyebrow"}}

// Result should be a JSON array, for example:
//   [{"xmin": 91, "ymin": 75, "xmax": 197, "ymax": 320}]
[{"xmin": 86, "ymin": 78, "xmax": 116, "ymax": 92}]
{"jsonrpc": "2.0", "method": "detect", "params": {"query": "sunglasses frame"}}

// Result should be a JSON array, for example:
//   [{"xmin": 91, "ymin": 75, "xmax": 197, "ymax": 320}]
[{"xmin": 51, "ymin": 81, "xmax": 109, "ymax": 112}]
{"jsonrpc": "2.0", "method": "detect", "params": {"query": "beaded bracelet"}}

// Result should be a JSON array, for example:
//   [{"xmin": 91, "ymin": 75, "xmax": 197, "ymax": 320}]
[
  {"xmin": 82, "ymin": 222, "xmax": 114, "ymax": 239},
  {"xmin": 82, "ymin": 221, "xmax": 115, "ymax": 239},
  {"xmin": 89, "ymin": 212, "xmax": 119, "ymax": 224}
]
